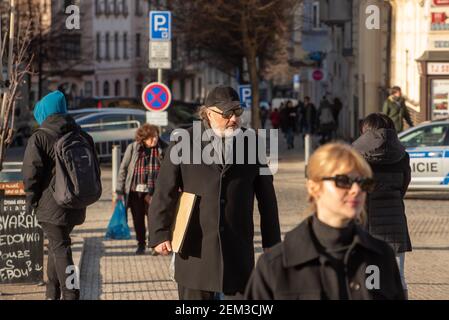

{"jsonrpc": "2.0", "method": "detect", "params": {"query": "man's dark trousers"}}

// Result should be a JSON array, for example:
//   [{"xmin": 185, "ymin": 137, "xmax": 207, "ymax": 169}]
[{"xmin": 40, "ymin": 222, "xmax": 78, "ymax": 300}]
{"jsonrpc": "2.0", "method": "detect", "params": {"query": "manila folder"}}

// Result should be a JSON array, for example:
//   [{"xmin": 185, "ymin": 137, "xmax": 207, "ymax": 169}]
[{"xmin": 171, "ymin": 192, "xmax": 197, "ymax": 253}]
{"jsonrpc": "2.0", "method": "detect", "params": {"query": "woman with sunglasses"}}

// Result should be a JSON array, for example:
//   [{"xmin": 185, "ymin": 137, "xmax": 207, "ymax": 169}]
[
  {"xmin": 353, "ymin": 113, "xmax": 412, "ymax": 299},
  {"xmin": 245, "ymin": 143, "xmax": 404, "ymax": 300}
]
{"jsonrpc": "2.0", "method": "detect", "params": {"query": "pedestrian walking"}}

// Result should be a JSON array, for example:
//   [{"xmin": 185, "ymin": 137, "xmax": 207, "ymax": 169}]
[
  {"xmin": 148, "ymin": 85, "xmax": 281, "ymax": 300},
  {"xmin": 302, "ymin": 96, "xmax": 317, "ymax": 136},
  {"xmin": 352, "ymin": 113, "xmax": 412, "ymax": 298},
  {"xmin": 116, "ymin": 124, "xmax": 167, "ymax": 255},
  {"xmin": 332, "ymin": 97, "xmax": 343, "ymax": 129},
  {"xmin": 317, "ymin": 96, "xmax": 336, "ymax": 144},
  {"xmin": 245, "ymin": 143, "xmax": 405, "ymax": 300},
  {"xmin": 382, "ymin": 86, "xmax": 414, "ymax": 133},
  {"xmin": 260, "ymin": 106, "xmax": 268, "ymax": 129},
  {"xmin": 22, "ymin": 91, "xmax": 101, "ymax": 300},
  {"xmin": 269, "ymin": 108, "xmax": 281, "ymax": 129},
  {"xmin": 283, "ymin": 100, "xmax": 298, "ymax": 149}
]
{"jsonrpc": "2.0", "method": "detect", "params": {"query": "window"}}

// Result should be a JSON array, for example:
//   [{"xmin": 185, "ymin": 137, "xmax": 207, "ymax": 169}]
[
  {"xmin": 104, "ymin": 0, "xmax": 110, "ymax": 15},
  {"xmin": 135, "ymin": 0, "xmax": 143, "ymax": 16},
  {"xmin": 123, "ymin": 33, "xmax": 128, "ymax": 59},
  {"xmin": 95, "ymin": 0, "xmax": 103, "ymax": 14},
  {"xmin": 84, "ymin": 81, "xmax": 93, "ymax": 97},
  {"xmin": 114, "ymin": 0, "xmax": 120, "ymax": 15},
  {"xmin": 125, "ymin": 79, "xmax": 129, "ymax": 96},
  {"xmin": 114, "ymin": 33, "xmax": 119, "ymax": 59},
  {"xmin": 96, "ymin": 33, "xmax": 101, "ymax": 60},
  {"xmin": 60, "ymin": 34, "xmax": 81, "ymax": 60},
  {"xmin": 312, "ymin": 1, "xmax": 320, "ymax": 29},
  {"xmin": 117, "ymin": 0, "xmax": 124, "ymax": 14},
  {"xmin": 115, "ymin": 80, "xmax": 121, "ymax": 96},
  {"xmin": 105, "ymin": 33, "xmax": 110, "ymax": 60},
  {"xmin": 399, "ymin": 125, "xmax": 449, "ymax": 148},
  {"xmin": 136, "ymin": 33, "xmax": 141, "ymax": 57},
  {"xmin": 104, "ymin": 81, "xmax": 110, "ymax": 96},
  {"xmin": 123, "ymin": 0, "xmax": 128, "ymax": 15},
  {"xmin": 136, "ymin": 83, "xmax": 143, "ymax": 97}
]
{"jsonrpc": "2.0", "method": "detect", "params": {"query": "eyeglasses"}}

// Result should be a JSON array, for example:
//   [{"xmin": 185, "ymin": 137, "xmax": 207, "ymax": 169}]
[
  {"xmin": 209, "ymin": 107, "xmax": 244, "ymax": 119},
  {"xmin": 321, "ymin": 175, "xmax": 375, "ymax": 192}
]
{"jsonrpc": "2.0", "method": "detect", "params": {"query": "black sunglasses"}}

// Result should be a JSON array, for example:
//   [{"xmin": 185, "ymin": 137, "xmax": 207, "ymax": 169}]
[
  {"xmin": 321, "ymin": 175, "xmax": 375, "ymax": 192},
  {"xmin": 209, "ymin": 107, "xmax": 244, "ymax": 119}
]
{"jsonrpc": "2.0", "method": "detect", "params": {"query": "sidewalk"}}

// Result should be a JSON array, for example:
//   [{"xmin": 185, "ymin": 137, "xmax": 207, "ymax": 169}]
[{"xmin": 3, "ymin": 133, "xmax": 449, "ymax": 299}]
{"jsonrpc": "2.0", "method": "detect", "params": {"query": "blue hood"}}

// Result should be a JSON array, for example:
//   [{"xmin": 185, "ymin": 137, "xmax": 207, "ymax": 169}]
[{"xmin": 33, "ymin": 91, "xmax": 67, "ymax": 125}]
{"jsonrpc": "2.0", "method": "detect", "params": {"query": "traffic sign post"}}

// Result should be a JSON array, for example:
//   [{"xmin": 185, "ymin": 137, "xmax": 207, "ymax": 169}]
[
  {"xmin": 146, "ymin": 111, "xmax": 168, "ymax": 126},
  {"xmin": 142, "ymin": 82, "xmax": 172, "ymax": 112},
  {"xmin": 149, "ymin": 11, "xmax": 172, "ymax": 83},
  {"xmin": 238, "ymin": 85, "xmax": 252, "ymax": 108},
  {"xmin": 150, "ymin": 11, "xmax": 172, "ymax": 41}
]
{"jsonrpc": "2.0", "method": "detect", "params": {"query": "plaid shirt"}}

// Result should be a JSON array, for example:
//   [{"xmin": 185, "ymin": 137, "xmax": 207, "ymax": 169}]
[{"xmin": 131, "ymin": 144, "xmax": 161, "ymax": 195}]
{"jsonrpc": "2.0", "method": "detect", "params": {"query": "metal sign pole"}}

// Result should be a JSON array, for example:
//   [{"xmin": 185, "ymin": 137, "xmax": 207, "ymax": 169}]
[{"xmin": 158, "ymin": 68, "xmax": 162, "ymax": 84}]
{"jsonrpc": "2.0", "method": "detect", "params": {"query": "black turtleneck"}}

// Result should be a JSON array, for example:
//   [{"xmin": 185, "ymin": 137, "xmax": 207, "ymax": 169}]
[
  {"xmin": 312, "ymin": 215, "xmax": 355, "ymax": 261},
  {"xmin": 311, "ymin": 215, "xmax": 357, "ymax": 300}
]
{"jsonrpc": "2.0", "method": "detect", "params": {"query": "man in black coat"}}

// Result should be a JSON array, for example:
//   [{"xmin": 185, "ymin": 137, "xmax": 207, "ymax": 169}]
[
  {"xmin": 148, "ymin": 86, "xmax": 281, "ymax": 300},
  {"xmin": 22, "ymin": 91, "xmax": 95, "ymax": 300}
]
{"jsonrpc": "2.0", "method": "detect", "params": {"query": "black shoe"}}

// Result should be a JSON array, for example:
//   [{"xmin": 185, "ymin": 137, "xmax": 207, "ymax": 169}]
[{"xmin": 136, "ymin": 245, "xmax": 145, "ymax": 255}]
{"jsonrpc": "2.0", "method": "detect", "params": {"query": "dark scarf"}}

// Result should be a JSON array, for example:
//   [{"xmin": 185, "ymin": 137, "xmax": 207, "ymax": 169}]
[{"xmin": 131, "ymin": 143, "xmax": 161, "ymax": 195}]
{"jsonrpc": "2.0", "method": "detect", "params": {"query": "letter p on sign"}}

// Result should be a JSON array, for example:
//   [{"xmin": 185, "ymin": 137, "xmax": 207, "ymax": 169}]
[{"xmin": 150, "ymin": 11, "xmax": 172, "ymax": 41}]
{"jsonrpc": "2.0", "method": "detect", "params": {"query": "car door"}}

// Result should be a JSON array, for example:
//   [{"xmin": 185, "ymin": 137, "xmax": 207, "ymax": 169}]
[{"xmin": 399, "ymin": 123, "xmax": 449, "ymax": 188}]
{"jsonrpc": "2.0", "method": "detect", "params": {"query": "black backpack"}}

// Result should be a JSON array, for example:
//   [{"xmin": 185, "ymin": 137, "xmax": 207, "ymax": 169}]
[{"xmin": 40, "ymin": 127, "xmax": 102, "ymax": 209}]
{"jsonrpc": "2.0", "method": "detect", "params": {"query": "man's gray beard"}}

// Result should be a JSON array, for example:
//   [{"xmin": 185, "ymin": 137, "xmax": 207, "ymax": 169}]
[{"xmin": 212, "ymin": 125, "xmax": 241, "ymax": 138}]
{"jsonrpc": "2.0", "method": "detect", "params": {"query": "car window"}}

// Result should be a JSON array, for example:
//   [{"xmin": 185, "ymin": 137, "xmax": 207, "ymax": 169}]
[{"xmin": 400, "ymin": 124, "xmax": 449, "ymax": 148}]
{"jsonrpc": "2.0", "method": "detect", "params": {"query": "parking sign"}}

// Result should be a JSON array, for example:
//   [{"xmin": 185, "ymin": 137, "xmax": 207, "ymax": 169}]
[
  {"xmin": 239, "ymin": 85, "xmax": 252, "ymax": 108},
  {"xmin": 150, "ymin": 11, "xmax": 172, "ymax": 41}
]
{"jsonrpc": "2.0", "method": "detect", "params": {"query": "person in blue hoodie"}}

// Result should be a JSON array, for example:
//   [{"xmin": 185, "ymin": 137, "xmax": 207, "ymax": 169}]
[{"xmin": 22, "ymin": 91, "xmax": 95, "ymax": 300}]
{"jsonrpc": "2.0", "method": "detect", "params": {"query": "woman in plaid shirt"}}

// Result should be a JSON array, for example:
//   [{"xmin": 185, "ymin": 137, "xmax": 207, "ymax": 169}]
[{"xmin": 116, "ymin": 124, "xmax": 167, "ymax": 255}]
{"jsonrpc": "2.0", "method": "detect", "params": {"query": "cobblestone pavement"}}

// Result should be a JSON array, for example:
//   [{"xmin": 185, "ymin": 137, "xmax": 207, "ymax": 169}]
[{"xmin": 3, "ymin": 136, "xmax": 449, "ymax": 300}]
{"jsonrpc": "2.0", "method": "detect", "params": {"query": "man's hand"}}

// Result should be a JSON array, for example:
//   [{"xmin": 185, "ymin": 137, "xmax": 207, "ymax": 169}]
[{"xmin": 155, "ymin": 241, "xmax": 172, "ymax": 256}]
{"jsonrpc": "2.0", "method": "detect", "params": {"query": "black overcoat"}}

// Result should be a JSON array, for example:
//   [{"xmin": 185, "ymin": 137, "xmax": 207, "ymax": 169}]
[{"xmin": 148, "ymin": 124, "xmax": 281, "ymax": 294}]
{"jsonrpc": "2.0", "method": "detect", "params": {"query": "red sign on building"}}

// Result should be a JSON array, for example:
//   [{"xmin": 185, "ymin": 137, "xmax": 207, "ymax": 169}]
[
  {"xmin": 433, "ymin": 0, "xmax": 449, "ymax": 6},
  {"xmin": 432, "ymin": 12, "xmax": 448, "ymax": 23}
]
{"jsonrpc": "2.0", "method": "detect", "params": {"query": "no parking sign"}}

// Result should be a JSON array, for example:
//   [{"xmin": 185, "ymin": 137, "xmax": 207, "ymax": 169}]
[{"xmin": 141, "ymin": 82, "xmax": 172, "ymax": 112}]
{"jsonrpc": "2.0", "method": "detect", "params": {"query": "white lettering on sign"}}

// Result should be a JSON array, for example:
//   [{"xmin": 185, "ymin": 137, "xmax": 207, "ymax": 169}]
[
  {"xmin": 0, "ymin": 213, "xmax": 37, "ymax": 231},
  {"xmin": 428, "ymin": 63, "xmax": 449, "ymax": 75},
  {"xmin": 0, "ymin": 233, "xmax": 41, "ymax": 246}
]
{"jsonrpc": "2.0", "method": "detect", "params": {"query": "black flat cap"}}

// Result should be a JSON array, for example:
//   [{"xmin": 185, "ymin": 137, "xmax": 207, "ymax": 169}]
[{"xmin": 205, "ymin": 86, "xmax": 243, "ymax": 111}]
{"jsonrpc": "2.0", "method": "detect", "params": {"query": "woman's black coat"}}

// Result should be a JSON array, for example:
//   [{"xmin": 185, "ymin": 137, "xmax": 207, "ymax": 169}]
[
  {"xmin": 353, "ymin": 128, "xmax": 412, "ymax": 253},
  {"xmin": 244, "ymin": 216, "xmax": 405, "ymax": 300}
]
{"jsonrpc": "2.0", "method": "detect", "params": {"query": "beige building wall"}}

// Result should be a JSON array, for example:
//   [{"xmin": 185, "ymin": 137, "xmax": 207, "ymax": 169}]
[{"xmin": 389, "ymin": 0, "xmax": 430, "ymax": 113}]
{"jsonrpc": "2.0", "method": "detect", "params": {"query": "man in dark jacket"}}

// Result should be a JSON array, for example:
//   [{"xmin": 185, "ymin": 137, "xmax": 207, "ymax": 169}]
[
  {"xmin": 22, "ymin": 91, "xmax": 95, "ymax": 300},
  {"xmin": 382, "ymin": 86, "xmax": 414, "ymax": 133},
  {"xmin": 352, "ymin": 113, "xmax": 412, "ymax": 298},
  {"xmin": 148, "ymin": 86, "xmax": 281, "ymax": 300},
  {"xmin": 302, "ymin": 96, "xmax": 317, "ymax": 135}
]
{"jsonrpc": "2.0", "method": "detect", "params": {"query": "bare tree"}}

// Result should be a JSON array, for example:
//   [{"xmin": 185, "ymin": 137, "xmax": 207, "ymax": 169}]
[
  {"xmin": 167, "ymin": 0, "xmax": 299, "ymax": 129},
  {"xmin": 0, "ymin": 1, "xmax": 34, "ymax": 169}
]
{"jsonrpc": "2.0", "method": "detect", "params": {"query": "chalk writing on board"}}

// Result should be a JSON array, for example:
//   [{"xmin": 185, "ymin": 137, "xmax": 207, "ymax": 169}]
[{"xmin": 0, "ymin": 189, "xmax": 43, "ymax": 284}]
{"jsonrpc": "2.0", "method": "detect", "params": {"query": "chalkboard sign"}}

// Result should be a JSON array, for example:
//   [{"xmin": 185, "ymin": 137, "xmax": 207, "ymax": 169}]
[{"xmin": 0, "ymin": 182, "xmax": 43, "ymax": 284}]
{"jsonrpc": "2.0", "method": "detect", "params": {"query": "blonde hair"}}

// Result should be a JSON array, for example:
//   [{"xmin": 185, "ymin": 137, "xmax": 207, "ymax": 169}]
[{"xmin": 306, "ymin": 142, "xmax": 372, "ymax": 223}]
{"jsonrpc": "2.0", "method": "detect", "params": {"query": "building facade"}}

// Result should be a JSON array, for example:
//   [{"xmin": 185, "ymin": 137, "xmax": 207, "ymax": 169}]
[{"xmin": 389, "ymin": 0, "xmax": 449, "ymax": 123}]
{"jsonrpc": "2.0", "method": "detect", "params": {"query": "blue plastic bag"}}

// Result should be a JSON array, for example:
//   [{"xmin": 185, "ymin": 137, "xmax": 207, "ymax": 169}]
[{"xmin": 105, "ymin": 200, "xmax": 131, "ymax": 240}]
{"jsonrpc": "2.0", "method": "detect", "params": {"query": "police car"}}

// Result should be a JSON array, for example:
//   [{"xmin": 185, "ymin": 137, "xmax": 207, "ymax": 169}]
[{"xmin": 398, "ymin": 119, "xmax": 449, "ymax": 190}]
